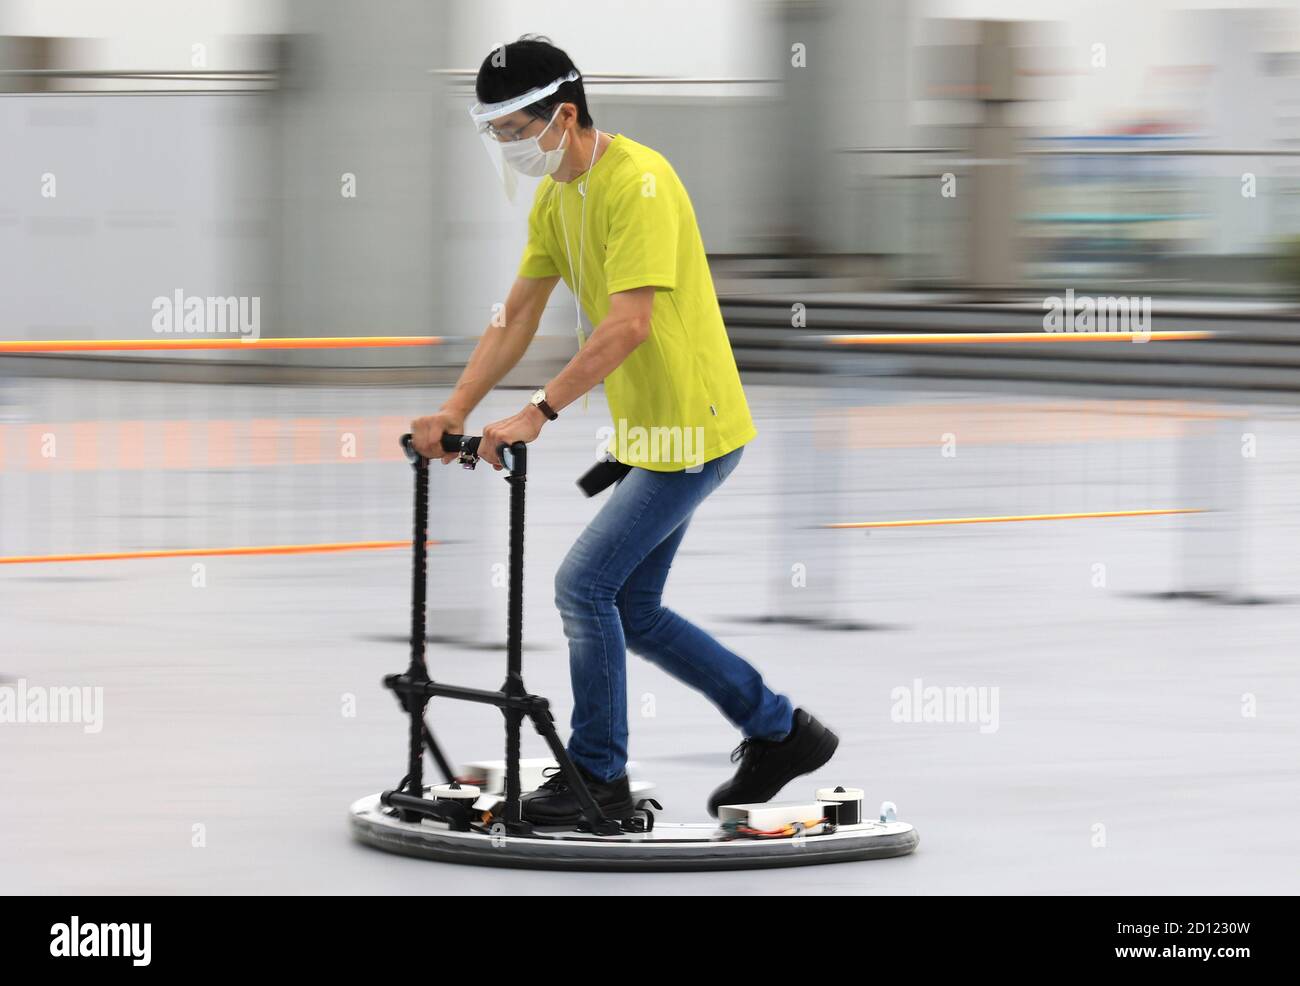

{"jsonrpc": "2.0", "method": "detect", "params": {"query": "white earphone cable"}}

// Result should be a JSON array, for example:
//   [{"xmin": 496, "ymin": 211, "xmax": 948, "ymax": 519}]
[{"xmin": 557, "ymin": 128, "xmax": 602, "ymax": 411}]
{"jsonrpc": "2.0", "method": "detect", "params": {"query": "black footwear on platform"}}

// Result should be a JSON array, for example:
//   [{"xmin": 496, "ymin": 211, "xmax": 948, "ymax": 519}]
[
  {"xmin": 707, "ymin": 708, "xmax": 839, "ymax": 817},
  {"xmin": 519, "ymin": 762, "xmax": 635, "ymax": 828}
]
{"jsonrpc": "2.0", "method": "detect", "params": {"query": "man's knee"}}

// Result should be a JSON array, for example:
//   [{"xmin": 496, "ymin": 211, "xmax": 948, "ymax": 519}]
[
  {"xmin": 555, "ymin": 551, "xmax": 617, "ymax": 622},
  {"xmin": 554, "ymin": 554, "xmax": 585, "ymax": 617},
  {"xmin": 618, "ymin": 594, "xmax": 664, "ymax": 646}
]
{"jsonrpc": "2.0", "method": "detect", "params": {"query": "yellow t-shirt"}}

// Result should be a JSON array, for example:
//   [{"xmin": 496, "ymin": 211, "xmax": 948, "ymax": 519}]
[{"xmin": 517, "ymin": 133, "xmax": 757, "ymax": 472}]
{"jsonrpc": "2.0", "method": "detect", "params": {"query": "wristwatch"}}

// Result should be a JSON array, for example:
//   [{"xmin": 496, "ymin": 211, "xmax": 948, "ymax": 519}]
[{"xmin": 529, "ymin": 388, "xmax": 558, "ymax": 421}]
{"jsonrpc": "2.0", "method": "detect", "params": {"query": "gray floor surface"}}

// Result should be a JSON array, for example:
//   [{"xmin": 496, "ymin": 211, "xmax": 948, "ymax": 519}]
[{"xmin": 3, "ymin": 379, "xmax": 1298, "ymax": 894}]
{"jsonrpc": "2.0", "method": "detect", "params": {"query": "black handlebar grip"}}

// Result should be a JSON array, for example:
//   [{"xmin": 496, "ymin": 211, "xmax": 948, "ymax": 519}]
[
  {"xmin": 443, "ymin": 434, "xmax": 512, "ymax": 467},
  {"xmin": 403, "ymin": 432, "xmax": 522, "ymax": 474},
  {"xmin": 439, "ymin": 433, "xmax": 481, "ymax": 456},
  {"xmin": 400, "ymin": 432, "xmax": 420, "ymax": 464},
  {"xmin": 400, "ymin": 431, "xmax": 483, "ymax": 463}
]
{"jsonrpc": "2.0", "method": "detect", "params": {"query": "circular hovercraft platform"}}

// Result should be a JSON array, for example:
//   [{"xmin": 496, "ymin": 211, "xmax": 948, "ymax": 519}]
[{"xmin": 349, "ymin": 793, "xmax": 920, "ymax": 872}]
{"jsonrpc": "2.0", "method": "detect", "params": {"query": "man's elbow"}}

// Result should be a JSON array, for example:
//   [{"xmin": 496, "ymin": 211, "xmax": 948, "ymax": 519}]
[{"xmin": 623, "ymin": 312, "xmax": 652, "ymax": 347}]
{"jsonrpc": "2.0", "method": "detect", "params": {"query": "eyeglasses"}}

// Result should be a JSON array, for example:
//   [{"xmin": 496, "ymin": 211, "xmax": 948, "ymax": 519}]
[{"xmin": 480, "ymin": 112, "xmax": 550, "ymax": 143}]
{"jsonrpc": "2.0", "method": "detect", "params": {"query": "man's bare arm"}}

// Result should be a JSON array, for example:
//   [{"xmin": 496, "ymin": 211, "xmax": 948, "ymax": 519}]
[
  {"xmin": 453, "ymin": 285, "xmax": 656, "ymax": 469},
  {"xmin": 442, "ymin": 274, "xmax": 561, "ymax": 419},
  {"xmin": 410, "ymin": 274, "xmax": 558, "ymax": 458},
  {"xmin": 540, "ymin": 286, "xmax": 654, "ymax": 414}
]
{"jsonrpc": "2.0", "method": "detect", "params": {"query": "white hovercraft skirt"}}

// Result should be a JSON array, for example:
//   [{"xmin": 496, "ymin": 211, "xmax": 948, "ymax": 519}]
[{"xmin": 349, "ymin": 793, "xmax": 920, "ymax": 871}]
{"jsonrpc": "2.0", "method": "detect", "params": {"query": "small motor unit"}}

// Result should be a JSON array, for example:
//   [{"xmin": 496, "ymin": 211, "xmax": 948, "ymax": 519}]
[
  {"xmin": 717, "ymin": 800, "xmax": 830, "ymax": 832},
  {"xmin": 718, "ymin": 786, "xmax": 867, "ymax": 832}
]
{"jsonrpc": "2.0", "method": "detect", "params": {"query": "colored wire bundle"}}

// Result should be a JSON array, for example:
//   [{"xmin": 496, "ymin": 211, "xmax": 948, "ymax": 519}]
[{"xmin": 721, "ymin": 817, "xmax": 830, "ymax": 839}]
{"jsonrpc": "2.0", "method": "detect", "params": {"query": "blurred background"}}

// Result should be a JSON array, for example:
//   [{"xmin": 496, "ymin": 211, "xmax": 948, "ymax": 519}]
[
  {"xmin": 3, "ymin": 1, "xmax": 1300, "ymax": 352},
  {"xmin": 2, "ymin": 0, "xmax": 1299, "ymax": 895}
]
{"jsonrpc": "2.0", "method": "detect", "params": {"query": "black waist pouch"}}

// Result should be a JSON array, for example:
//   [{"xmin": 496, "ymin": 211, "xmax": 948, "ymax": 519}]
[{"xmin": 577, "ymin": 456, "xmax": 633, "ymax": 497}]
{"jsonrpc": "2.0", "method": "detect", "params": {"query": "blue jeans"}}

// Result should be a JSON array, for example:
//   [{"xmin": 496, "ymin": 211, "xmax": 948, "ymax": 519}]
[{"xmin": 554, "ymin": 443, "xmax": 794, "ymax": 782}]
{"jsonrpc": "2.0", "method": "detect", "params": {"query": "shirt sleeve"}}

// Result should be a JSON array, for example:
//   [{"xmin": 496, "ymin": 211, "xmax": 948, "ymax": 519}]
[
  {"xmin": 516, "ymin": 181, "xmax": 561, "ymax": 279},
  {"xmin": 603, "ymin": 166, "xmax": 679, "ymax": 294}
]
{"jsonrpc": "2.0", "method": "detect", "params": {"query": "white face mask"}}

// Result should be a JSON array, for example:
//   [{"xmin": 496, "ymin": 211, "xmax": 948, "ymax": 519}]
[
  {"xmin": 469, "ymin": 71, "xmax": 579, "ymax": 200},
  {"xmin": 499, "ymin": 106, "xmax": 568, "ymax": 178}
]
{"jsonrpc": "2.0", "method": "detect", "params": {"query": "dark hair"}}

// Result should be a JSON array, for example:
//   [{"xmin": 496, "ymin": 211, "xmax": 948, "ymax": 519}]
[{"xmin": 475, "ymin": 35, "xmax": 593, "ymax": 128}]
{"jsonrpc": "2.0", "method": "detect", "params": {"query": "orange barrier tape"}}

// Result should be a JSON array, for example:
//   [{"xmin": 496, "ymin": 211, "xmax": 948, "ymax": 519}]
[
  {"xmin": 0, "ymin": 539, "xmax": 438, "ymax": 565},
  {"xmin": 0, "ymin": 512, "xmax": 1201, "ymax": 562},
  {"xmin": 824, "ymin": 508, "xmax": 1204, "ymax": 529},
  {"xmin": 824, "ymin": 330, "xmax": 1212, "ymax": 345},
  {"xmin": 834, "ymin": 398, "xmax": 1245, "ymax": 420},
  {"xmin": 0, "ymin": 331, "xmax": 1210, "ymax": 353},
  {"xmin": 0, "ymin": 336, "xmax": 442, "ymax": 353}
]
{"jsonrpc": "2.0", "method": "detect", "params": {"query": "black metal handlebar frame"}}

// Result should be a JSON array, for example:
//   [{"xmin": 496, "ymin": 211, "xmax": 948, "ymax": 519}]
[{"xmin": 379, "ymin": 433, "xmax": 624, "ymax": 836}]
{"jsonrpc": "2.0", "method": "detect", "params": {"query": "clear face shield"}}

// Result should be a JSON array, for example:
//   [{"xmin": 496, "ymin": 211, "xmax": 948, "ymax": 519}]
[{"xmin": 469, "ymin": 71, "xmax": 579, "ymax": 202}]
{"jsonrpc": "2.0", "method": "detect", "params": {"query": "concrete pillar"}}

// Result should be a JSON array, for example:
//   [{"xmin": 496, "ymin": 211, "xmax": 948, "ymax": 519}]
[
  {"xmin": 968, "ymin": 20, "xmax": 1022, "ymax": 294},
  {"xmin": 274, "ymin": 0, "xmax": 446, "ymax": 344}
]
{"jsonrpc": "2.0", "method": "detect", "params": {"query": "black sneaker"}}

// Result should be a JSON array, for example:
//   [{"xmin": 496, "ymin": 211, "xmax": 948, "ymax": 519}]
[
  {"xmin": 707, "ymin": 708, "xmax": 839, "ymax": 817},
  {"xmin": 519, "ymin": 761, "xmax": 635, "ymax": 828}
]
